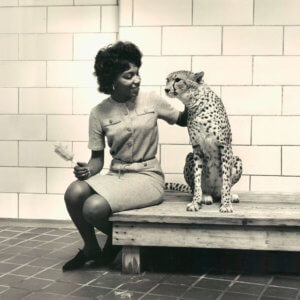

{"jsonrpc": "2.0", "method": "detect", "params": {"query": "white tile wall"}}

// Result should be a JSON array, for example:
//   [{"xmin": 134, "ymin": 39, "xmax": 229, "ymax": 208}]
[
  {"xmin": 47, "ymin": 115, "xmax": 89, "ymax": 141},
  {"xmin": 47, "ymin": 61, "xmax": 96, "ymax": 87},
  {"xmin": 0, "ymin": 115, "xmax": 46, "ymax": 140},
  {"xmin": 0, "ymin": 167, "xmax": 46, "ymax": 193},
  {"xmin": 223, "ymin": 27, "xmax": 283, "ymax": 55},
  {"xmin": 193, "ymin": 0, "xmax": 253, "ymax": 25},
  {"xmin": 192, "ymin": 56, "xmax": 252, "ymax": 85},
  {"xmin": 101, "ymin": 6, "xmax": 118, "ymax": 32},
  {"xmin": 0, "ymin": 88, "xmax": 18, "ymax": 114},
  {"xmin": 133, "ymin": 0, "xmax": 192, "ymax": 26},
  {"xmin": 162, "ymin": 27, "xmax": 221, "ymax": 55},
  {"xmin": 252, "ymin": 116, "xmax": 300, "ymax": 145},
  {"xmin": 0, "ymin": 0, "xmax": 300, "ymax": 220},
  {"xmin": 251, "ymin": 176, "xmax": 300, "ymax": 193},
  {"xmin": 0, "ymin": 141, "xmax": 18, "ymax": 166},
  {"xmin": 0, "ymin": 193, "xmax": 18, "ymax": 218},
  {"xmin": 229, "ymin": 116, "xmax": 251, "ymax": 145},
  {"xmin": 19, "ymin": 0, "xmax": 72, "ymax": 5},
  {"xmin": 254, "ymin": 57, "xmax": 300, "ymax": 85},
  {"xmin": 19, "ymin": 141, "xmax": 72, "ymax": 167},
  {"xmin": 233, "ymin": 146, "xmax": 281, "ymax": 175},
  {"xmin": 48, "ymin": 6, "xmax": 100, "ymax": 33},
  {"xmin": 0, "ymin": 0, "xmax": 18, "ymax": 6},
  {"xmin": 161, "ymin": 144, "xmax": 191, "ymax": 173},
  {"xmin": 119, "ymin": 0, "xmax": 132, "ymax": 26},
  {"xmin": 119, "ymin": 27, "xmax": 161, "ymax": 55},
  {"xmin": 47, "ymin": 168, "xmax": 75, "ymax": 194},
  {"xmin": 282, "ymin": 147, "xmax": 300, "ymax": 176},
  {"xmin": 255, "ymin": 0, "xmax": 300, "ymax": 25},
  {"xmin": 75, "ymin": 0, "xmax": 117, "ymax": 4},
  {"xmin": 0, "ymin": 7, "xmax": 46, "ymax": 33},
  {"xmin": 0, "ymin": 34, "xmax": 18, "ymax": 60},
  {"xmin": 222, "ymin": 86, "xmax": 282, "ymax": 115},
  {"xmin": 19, "ymin": 34, "xmax": 73, "ymax": 61},
  {"xmin": 140, "ymin": 56, "xmax": 191, "ymax": 85},
  {"xmin": 284, "ymin": 27, "xmax": 300, "ymax": 55},
  {"xmin": 19, "ymin": 194, "xmax": 70, "ymax": 220},
  {"xmin": 0, "ymin": 61, "xmax": 46, "ymax": 87},
  {"xmin": 19, "ymin": 88, "xmax": 72, "ymax": 114},
  {"xmin": 283, "ymin": 87, "xmax": 300, "ymax": 115},
  {"xmin": 74, "ymin": 33, "xmax": 116, "ymax": 60}
]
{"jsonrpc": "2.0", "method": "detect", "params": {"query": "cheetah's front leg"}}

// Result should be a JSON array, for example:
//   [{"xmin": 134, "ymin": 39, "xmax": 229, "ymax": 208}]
[
  {"xmin": 186, "ymin": 151, "xmax": 203, "ymax": 211},
  {"xmin": 219, "ymin": 145, "xmax": 233, "ymax": 213}
]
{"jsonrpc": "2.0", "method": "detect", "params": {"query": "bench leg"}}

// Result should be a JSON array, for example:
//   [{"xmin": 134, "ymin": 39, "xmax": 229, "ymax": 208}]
[{"xmin": 122, "ymin": 246, "xmax": 140, "ymax": 274}]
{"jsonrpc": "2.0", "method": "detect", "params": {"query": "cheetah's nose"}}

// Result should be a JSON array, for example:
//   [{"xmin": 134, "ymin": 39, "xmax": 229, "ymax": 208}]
[{"xmin": 164, "ymin": 88, "xmax": 170, "ymax": 94}]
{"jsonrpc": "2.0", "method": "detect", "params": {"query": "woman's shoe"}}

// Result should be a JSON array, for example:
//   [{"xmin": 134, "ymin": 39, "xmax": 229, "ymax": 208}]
[{"xmin": 62, "ymin": 249, "xmax": 102, "ymax": 271}]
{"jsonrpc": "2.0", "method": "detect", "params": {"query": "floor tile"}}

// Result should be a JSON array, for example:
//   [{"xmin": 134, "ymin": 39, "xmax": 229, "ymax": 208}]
[
  {"xmin": 32, "ymin": 235, "xmax": 58, "ymax": 242},
  {"xmin": 42, "ymin": 281, "xmax": 82, "ymax": 295},
  {"xmin": 28, "ymin": 257, "xmax": 59, "ymax": 268},
  {"xmin": 0, "ymin": 231, "xmax": 20, "ymax": 238},
  {"xmin": 142, "ymin": 294, "xmax": 177, "ymax": 300},
  {"xmin": 270, "ymin": 275, "xmax": 300, "ymax": 289},
  {"xmin": 11, "ymin": 265, "xmax": 44, "ymax": 276},
  {"xmin": 103, "ymin": 289, "xmax": 144, "ymax": 300},
  {"xmin": 227, "ymin": 282, "xmax": 265, "ymax": 295},
  {"xmin": 195, "ymin": 278, "xmax": 231, "ymax": 290},
  {"xmin": 149, "ymin": 283, "xmax": 188, "ymax": 297},
  {"xmin": 162, "ymin": 274, "xmax": 198, "ymax": 286},
  {"xmin": 0, "ymin": 274, "xmax": 27, "ymax": 286},
  {"xmin": 0, "ymin": 262, "xmax": 19, "ymax": 273},
  {"xmin": 182, "ymin": 287, "xmax": 222, "ymax": 299},
  {"xmin": 29, "ymin": 228, "xmax": 54, "ymax": 234},
  {"xmin": 262, "ymin": 286, "xmax": 298, "ymax": 299},
  {"xmin": 23, "ymin": 292, "xmax": 66, "ymax": 300},
  {"xmin": 5, "ymin": 255, "xmax": 35, "ymax": 265},
  {"xmin": 221, "ymin": 292, "xmax": 259, "ymax": 300},
  {"xmin": 120, "ymin": 279, "xmax": 158, "ymax": 293},
  {"xmin": 238, "ymin": 274, "xmax": 272, "ymax": 284},
  {"xmin": 0, "ymin": 287, "xmax": 31, "ymax": 299},
  {"xmin": 17, "ymin": 240, "xmax": 44, "ymax": 248},
  {"xmin": 2, "ymin": 238, "xmax": 23, "ymax": 246},
  {"xmin": 59, "ymin": 270, "xmax": 100, "ymax": 284},
  {"xmin": 33, "ymin": 268, "xmax": 62, "ymax": 281},
  {"xmin": 11, "ymin": 277, "xmax": 53, "ymax": 291},
  {"xmin": 71, "ymin": 285, "xmax": 111, "ymax": 298}
]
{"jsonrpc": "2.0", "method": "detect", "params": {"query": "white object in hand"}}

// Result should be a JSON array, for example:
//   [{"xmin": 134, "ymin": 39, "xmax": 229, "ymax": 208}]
[{"xmin": 54, "ymin": 143, "xmax": 75, "ymax": 164}]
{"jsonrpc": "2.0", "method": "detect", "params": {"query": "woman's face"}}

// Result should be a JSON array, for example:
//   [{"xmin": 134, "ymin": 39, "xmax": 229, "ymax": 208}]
[{"xmin": 112, "ymin": 62, "xmax": 141, "ymax": 102}]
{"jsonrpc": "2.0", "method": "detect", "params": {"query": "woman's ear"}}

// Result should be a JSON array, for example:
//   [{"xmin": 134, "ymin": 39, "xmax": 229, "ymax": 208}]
[{"xmin": 194, "ymin": 71, "xmax": 204, "ymax": 83}]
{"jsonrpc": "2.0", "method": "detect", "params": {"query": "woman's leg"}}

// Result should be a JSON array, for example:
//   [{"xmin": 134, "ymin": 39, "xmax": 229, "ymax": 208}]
[
  {"xmin": 82, "ymin": 194, "xmax": 121, "ymax": 264},
  {"xmin": 64, "ymin": 180, "xmax": 101, "ymax": 257}
]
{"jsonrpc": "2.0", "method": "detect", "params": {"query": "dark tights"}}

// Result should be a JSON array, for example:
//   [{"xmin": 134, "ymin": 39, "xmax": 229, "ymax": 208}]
[{"xmin": 64, "ymin": 180, "xmax": 112, "ymax": 257}]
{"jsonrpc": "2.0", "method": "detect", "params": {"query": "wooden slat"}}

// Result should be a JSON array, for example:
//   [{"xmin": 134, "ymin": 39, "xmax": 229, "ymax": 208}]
[
  {"xmin": 113, "ymin": 223, "xmax": 300, "ymax": 251},
  {"xmin": 110, "ymin": 192, "xmax": 300, "ymax": 226}
]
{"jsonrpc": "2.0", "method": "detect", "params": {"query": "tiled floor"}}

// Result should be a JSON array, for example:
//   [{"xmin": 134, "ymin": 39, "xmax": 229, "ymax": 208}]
[{"xmin": 0, "ymin": 224, "xmax": 299, "ymax": 299}]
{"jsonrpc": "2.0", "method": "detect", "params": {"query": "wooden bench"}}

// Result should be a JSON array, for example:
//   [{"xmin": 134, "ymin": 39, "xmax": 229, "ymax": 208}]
[{"xmin": 109, "ymin": 192, "xmax": 300, "ymax": 274}]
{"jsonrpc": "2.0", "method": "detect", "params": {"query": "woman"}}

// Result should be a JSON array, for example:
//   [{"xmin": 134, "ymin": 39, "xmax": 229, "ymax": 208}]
[{"xmin": 63, "ymin": 41, "xmax": 187, "ymax": 271}]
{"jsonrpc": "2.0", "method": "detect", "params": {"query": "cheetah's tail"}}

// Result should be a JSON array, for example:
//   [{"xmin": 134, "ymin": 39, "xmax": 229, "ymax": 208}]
[{"xmin": 164, "ymin": 182, "xmax": 192, "ymax": 194}]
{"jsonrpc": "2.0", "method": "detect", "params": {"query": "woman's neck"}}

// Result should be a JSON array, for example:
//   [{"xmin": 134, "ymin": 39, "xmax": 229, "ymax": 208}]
[{"xmin": 111, "ymin": 92, "xmax": 135, "ymax": 103}]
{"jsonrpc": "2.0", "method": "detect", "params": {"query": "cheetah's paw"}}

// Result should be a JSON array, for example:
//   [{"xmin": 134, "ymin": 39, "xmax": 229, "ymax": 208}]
[
  {"xmin": 219, "ymin": 203, "xmax": 233, "ymax": 213},
  {"xmin": 202, "ymin": 194, "xmax": 213, "ymax": 205},
  {"xmin": 231, "ymin": 194, "xmax": 239, "ymax": 203},
  {"xmin": 186, "ymin": 201, "xmax": 202, "ymax": 211}
]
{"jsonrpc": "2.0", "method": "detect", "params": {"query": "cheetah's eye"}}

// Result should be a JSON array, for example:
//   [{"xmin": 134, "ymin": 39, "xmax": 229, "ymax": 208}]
[{"xmin": 175, "ymin": 78, "xmax": 181, "ymax": 82}]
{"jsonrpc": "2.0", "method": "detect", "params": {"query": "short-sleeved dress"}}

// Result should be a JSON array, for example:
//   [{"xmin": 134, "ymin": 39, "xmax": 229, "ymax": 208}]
[{"xmin": 85, "ymin": 91, "xmax": 180, "ymax": 213}]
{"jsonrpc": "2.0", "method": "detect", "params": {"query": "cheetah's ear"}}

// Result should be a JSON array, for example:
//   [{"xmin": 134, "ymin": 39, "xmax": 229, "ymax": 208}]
[{"xmin": 194, "ymin": 71, "xmax": 204, "ymax": 84}]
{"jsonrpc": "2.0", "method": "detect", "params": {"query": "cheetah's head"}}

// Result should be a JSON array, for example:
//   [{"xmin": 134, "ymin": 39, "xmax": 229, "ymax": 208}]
[{"xmin": 164, "ymin": 70, "xmax": 204, "ymax": 99}]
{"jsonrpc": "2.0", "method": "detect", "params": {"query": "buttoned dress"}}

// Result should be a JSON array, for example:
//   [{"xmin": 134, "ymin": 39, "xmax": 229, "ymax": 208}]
[{"xmin": 85, "ymin": 91, "xmax": 180, "ymax": 213}]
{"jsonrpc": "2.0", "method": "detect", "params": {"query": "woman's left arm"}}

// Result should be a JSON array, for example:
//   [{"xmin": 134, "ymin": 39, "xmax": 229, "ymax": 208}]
[{"xmin": 176, "ymin": 106, "xmax": 188, "ymax": 127}]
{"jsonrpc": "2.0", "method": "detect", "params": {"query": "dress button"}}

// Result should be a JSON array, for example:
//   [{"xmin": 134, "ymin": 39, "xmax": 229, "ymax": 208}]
[
  {"xmin": 143, "ymin": 162, "xmax": 147, "ymax": 167},
  {"xmin": 109, "ymin": 119, "xmax": 113, "ymax": 124},
  {"xmin": 124, "ymin": 111, "xmax": 128, "ymax": 115},
  {"xmin": 127, "ymin": 142, "xmax": 132, "ymax": 147},
  {"xmin": 127, "ymin": 128, "xmax": 131, "ymax": 132}
]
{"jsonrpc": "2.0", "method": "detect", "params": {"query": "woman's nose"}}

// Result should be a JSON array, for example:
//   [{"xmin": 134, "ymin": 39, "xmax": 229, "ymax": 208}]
[{"xmin": 133, "ymin": 75, "xmax": 141, "ymax": 85}]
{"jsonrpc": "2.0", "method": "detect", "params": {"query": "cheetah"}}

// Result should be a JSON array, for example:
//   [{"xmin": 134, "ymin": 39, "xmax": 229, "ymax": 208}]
[{"xmin": 165, "ymin": 70, "xmax": 242, "ymax": 213}]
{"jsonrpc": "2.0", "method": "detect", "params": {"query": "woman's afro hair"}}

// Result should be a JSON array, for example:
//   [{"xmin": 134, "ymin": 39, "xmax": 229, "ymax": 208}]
[{"xmin": 94, "ymin": 41, "xmax": 142, "ymax": 94}]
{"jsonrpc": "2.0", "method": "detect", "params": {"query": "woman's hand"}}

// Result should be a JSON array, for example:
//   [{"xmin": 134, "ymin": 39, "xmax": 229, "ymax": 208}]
[{"xmin": 74, "ymin": 162, "xmax": 91, "ymax": 180}]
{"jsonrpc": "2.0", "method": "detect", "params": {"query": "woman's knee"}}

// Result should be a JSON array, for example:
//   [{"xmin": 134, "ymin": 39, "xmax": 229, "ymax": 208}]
[
  {"xmin": 64, "ymin": 180, "xmax": 93, "ymax": 208},
  {"xmin": 82, "ymin": 194, "xmax": 111, "ymax": 225}
]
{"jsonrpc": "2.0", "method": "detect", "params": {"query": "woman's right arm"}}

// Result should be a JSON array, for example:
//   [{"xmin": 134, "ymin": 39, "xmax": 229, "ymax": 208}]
[{"xmin": 74, "ymin": 150, "xmax": 104, "ymax": 181}]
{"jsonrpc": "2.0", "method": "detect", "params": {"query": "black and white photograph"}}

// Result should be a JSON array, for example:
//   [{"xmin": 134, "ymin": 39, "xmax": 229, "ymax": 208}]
[{"xmin": 0, "ymin": 0, "xmax": 299, "ymax": 299}]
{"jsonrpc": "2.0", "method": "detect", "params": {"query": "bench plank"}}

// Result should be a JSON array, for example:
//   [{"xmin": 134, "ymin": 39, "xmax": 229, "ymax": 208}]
[{"xmin": 110, "ymin": 192, "xmax": 300, "ymax": 226}]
